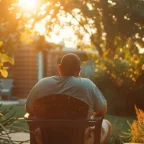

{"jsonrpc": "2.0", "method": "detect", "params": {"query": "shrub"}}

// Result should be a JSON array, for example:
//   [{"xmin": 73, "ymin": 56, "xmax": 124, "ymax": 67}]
[
  {"xmin": 0, "ymin": 104, "xmax": 17, "ymax": 143},
  {"xmin": 92, "ymin": 55, "xmax": 144, "ymax": 116},
  {"xmin": 123, "ymin": 106, "xmax": 144, "ymax": 143}
]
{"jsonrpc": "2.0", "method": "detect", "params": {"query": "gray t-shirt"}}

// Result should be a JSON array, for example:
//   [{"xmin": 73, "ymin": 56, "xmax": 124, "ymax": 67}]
[{"xmin": 26, "ymin": 76, "xmax": 107, "ymax": 118}]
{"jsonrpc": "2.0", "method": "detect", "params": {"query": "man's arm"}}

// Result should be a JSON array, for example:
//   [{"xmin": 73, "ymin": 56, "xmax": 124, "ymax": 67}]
[
  {"xmin": 93, "ymin": 103, "xmax": 107, "ymax": 116},
  {"xmin": 91, "ymin": 82, "xmax": 107, "ymax": 116},
  {"xmin": 25, "ymin": 86, "xmax": 38, "ymax": 115}
]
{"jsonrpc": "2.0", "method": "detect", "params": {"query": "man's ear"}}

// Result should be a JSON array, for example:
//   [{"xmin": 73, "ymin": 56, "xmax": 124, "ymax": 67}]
[
  {"xmin": 77, "ymin": 67, "xmax": 81, "ymax": 77},
  {"xmin": 58, "ymin": 64, "xmax": 62, "ymax": 76}
]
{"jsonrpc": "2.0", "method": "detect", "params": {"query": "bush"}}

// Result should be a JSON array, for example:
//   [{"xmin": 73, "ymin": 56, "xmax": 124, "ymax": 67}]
[
  {"xmin": 92, "ymin": 54, "xmax": 144, "ymax": 116},
  {"xmin": 123, "ymin": 106, "xmax": 144, "ymax": 143}
]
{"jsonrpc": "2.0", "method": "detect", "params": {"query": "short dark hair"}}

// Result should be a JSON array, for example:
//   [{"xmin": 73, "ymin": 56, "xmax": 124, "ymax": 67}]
[{"xmin": 60, "ymin": 53, "xmax": 81, "ymax": 76}]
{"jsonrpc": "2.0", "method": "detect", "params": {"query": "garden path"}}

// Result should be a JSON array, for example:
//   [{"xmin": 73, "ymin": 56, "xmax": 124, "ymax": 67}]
[{"xmin": 9, "ymin": 132, "xmax": 30, "ymax": 144}]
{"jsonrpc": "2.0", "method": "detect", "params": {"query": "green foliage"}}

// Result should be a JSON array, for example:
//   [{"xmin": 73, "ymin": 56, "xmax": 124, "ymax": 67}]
[
  {"xmin": 0, "ymin": 41, "xmax": 14, "ymax": 78},
  {"xmin": 31, "ymin": 0, "xmax": 144, "ymax": 56},
  {"xmin": 0, "ymin": 0, "xmax": 143, "ymax": 57},
  {"xmin": 0, "ymin": 0, "xmax": 22, "ymax": 55},
  {"xmin": 0, "ymin": 0, "xmax": 19, "ymax": 77},
  {"xmin": 123, "ymin": 106, "xmax": 144, "ymax": 143},
  {"xmin": 95, "ymin": 53, "xmax": 144, "ymax": 88},
  {"xmin": 92, "ymin": 50, "xmax": 144, "ymax": 115}
]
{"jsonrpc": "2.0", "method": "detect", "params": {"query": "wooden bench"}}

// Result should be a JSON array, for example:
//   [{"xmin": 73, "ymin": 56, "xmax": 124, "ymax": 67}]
[{"xmin": 0, "ymin": 78, "xmax": 13, "ymax": 100}]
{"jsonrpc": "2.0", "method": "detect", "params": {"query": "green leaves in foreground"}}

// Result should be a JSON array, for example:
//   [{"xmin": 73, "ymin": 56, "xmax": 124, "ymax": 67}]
[
  {"xmin": 0, "ymin": 104, "xmax": 17, "ymax": 143},
  {"xmin": 0, "ymin": 104, "xmax": 30, "ymax": 144},
  {"xmin": 0, "ymin": 41, "xmax": 14, "ymax": 78}
]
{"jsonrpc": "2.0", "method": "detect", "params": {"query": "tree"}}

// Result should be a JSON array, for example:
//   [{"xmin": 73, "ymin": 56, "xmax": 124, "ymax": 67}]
[
  {"xmin": 0, "ymin": 0, "xmax": 20, "ymax": 77},
  {"xmin": 0, "ymin": 0, "xmax": 39, "ymax": 77},
  {"xmin": 1, "ymin": 0, "xmax": 144, "ymax": 56},
  {"xmin": 28, "ymin": 0, "xmax": 144, "ymax": 57},
  {"xmin": 0, "ymin": 41, "xmax": 14, "ymax": 77},
  {"xmin": 0, "ymin": 0, "xmax": 20, "ymax": 54},
  {"xmin": 28, "ymin": 0, "xmax": 144, "ymax": 86},
  {"xmin": 1, "ymin": 0, "xmax": 144, "ymax": 76}
]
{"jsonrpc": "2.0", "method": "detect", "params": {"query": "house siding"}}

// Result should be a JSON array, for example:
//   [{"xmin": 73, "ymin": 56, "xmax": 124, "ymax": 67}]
[{"xmin": 10, "ymin": 48, "xmax": 38, "ymax": 99}]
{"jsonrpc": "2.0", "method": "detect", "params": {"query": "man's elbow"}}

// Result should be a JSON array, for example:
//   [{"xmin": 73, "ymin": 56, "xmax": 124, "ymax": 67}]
[
  {"xmin": 94, "ymin": 105, "xmax": 107, "ymax": 116},
  {"xmin": 25, "ymin": 104, "xmax": 33, "ymax": 115}
]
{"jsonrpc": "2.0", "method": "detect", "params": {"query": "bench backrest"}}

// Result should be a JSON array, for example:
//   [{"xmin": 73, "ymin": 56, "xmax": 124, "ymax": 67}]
[
  {"xmin": 27, "ymin": 94, "xmax": 103, "ymax": 144},
  {"xmin": 33, "ymin": 94, "xmax": 89, "ymax": 119}
]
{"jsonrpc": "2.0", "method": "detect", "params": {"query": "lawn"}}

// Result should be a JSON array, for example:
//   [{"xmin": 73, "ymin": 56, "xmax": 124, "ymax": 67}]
[{"xmin": 1, "ymin": 104, "xmax": 136, "ymax": 143}]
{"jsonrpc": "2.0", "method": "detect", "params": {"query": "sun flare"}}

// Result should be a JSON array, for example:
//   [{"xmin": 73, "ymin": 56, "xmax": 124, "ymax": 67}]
[
  {"xmin": 18, "ymin": 0, "xmax": 38, "ymax": 11},
  {"xmin": 18, "ymin": 1, "xmax": 84, "ymax": 48}
]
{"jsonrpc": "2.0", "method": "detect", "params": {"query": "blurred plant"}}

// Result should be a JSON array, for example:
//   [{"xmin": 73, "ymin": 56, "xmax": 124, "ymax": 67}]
[
  {"xmin": 0, "ymin": 104, "xmax": 29, "ymax": 144},
  {"xmin": 0, "ymin": 104, "xmax": 16, "ymax": 143},
  {"xmin": 123, "ymin": 106, "xmax": 144, "ymax": 143},
  {"xmin": 0, "ymin": 41, "xmax": 14, "ymax": 78},
  {"xmin": 94, "ymin": 51, "xmax": 144, "ymax": 88},
  {"xmin": 92, "ymin": 50, "xmax": 144, "ymax": 115}
]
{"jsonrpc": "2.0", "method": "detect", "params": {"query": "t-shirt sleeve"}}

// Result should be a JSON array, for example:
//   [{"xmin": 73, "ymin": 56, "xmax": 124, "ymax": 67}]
[{"xmin": 91, "ymin": 82, "xmax": 107, "ymax": 112}]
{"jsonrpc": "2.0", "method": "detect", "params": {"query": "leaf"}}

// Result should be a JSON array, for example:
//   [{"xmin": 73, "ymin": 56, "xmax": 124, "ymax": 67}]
[
  {"xmin": 0, "ymin": 41, "xmax": 3, "ymax": 47},
  {"xmin": 1, "ymin": 54, "xmax": 14, "ymax": 65},
  {"xmin": 0, "ymin": 69, "xmax": 8, "ymax": 78},
  {"xmin": 0, "ymin": 62, "xmax": 3, "ymax": 68}
]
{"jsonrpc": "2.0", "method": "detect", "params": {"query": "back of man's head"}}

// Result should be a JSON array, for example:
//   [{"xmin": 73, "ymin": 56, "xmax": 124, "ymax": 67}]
[{"xmin": 60, "ymin": 53, "xmax": 81, "ymax": 76}]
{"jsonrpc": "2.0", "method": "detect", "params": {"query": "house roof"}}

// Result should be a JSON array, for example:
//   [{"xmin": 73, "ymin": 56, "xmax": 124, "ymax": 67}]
[{"xmin": 49, "ymin": 47, "xmax": 97, "ymax": 55}]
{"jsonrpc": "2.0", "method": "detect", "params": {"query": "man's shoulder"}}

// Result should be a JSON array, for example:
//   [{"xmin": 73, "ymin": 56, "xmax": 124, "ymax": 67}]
[
  {"xmin": 40, "ymin": 76, "xmax": 57, "ymax": 81},
  {"xmin": 37, "ymin": 76, "xmax": 58, "ymax": 84},
  {"xmin": 80, "ymin": 77, "xmax": 94, "ymax": 84},
  {"xmin": 74, "ymin": 77, "xmax": 95, "ymax": 89}
]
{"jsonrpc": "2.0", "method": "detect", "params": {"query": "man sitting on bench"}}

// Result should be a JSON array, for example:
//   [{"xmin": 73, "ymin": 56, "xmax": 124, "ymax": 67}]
[{"xmin": 25, "ymin": 53, "xmax": 111, "ymax": 144}]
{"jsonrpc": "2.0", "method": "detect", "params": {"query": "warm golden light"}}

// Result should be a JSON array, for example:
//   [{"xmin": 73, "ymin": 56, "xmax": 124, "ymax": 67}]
[
  {"xmin": 18, "ymin": 0, "xmax": 38, "ymax": 11},
  {"xmin": 17, "ymin": 1, "xmax": 89, "ymax": 48}
]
